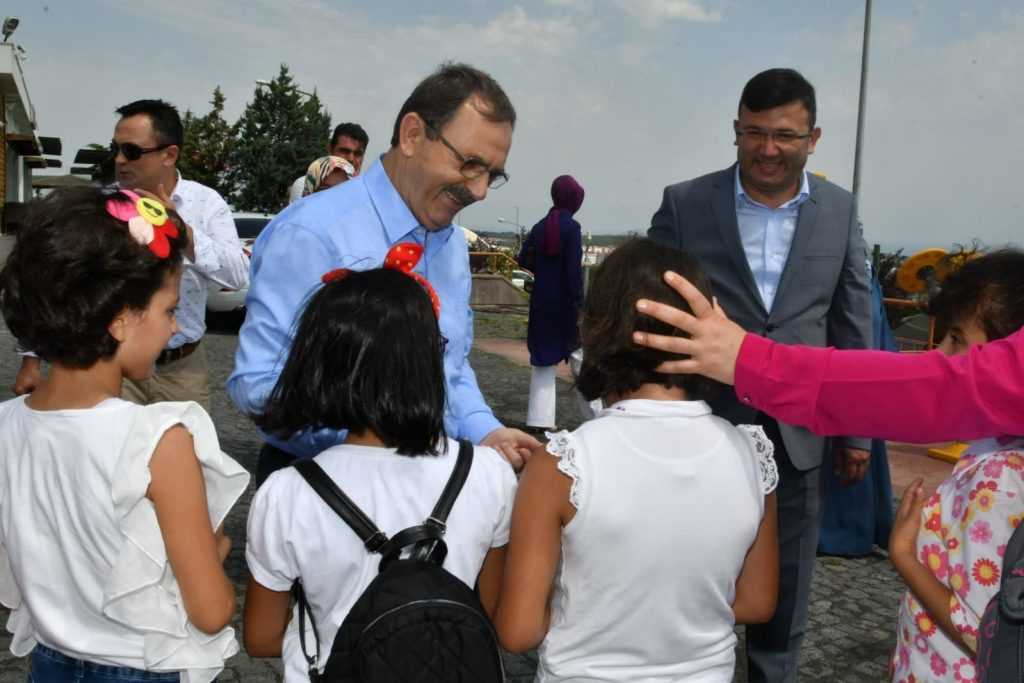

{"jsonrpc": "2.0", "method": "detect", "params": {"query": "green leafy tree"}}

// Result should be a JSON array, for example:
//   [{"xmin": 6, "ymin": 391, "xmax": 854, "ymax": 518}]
[
  {"xmin": 178, "ymin": 87, "xmax": 234, "ymax": 198},
  {"xmin": 227, "ymin": 65, "xmax": 331, "ymax": 213}
]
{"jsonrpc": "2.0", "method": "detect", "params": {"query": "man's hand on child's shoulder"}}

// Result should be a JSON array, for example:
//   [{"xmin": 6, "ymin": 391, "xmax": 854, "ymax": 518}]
[{"xmin": 481, "ymin": 427, "xmax": 542, "ymax": 473}]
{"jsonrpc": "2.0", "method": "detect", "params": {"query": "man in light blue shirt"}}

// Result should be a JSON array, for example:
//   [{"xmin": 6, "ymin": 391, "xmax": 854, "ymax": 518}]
[
  {"xmin": 734, "ymin": 165, "xmax": 809, "ymax": 312},
  {"xmin": 228, "ymin": 63, "xmax": 540, "ymax": 482}
]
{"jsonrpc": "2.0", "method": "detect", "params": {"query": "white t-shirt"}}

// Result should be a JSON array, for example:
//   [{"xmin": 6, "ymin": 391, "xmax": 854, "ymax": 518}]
[
  {"xmin": 538, "ymin": 399, "xmax": 778, "ymax": 683},
  {"xmin": 246, "ymin": 438, "xmax": 517, "ymax": 682},
  {"xmin": 0, "ymin": 397, "xmax": 250, "ymax": 683}
]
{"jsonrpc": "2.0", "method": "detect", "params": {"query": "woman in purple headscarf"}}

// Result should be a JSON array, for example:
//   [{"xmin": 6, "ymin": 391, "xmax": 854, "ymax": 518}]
[{"xmin": 516, "ymin": 174, "xmax": 585, "ymax": 431}]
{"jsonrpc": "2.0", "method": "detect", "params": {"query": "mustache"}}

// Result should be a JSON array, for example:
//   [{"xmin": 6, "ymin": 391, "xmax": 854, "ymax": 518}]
[{"xmin": 444, "ymin": 184, "xmax": 476, "ymax": 208}]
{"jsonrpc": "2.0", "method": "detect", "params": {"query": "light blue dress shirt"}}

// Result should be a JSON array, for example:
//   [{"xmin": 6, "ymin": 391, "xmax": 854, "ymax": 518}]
[
  {"xmin": 226, "ymin": 159, "xmax": 501, "ymax": 458},
  {"xmin": 734, "ymin": 166, "xmax": 810, "ymax": 312}
]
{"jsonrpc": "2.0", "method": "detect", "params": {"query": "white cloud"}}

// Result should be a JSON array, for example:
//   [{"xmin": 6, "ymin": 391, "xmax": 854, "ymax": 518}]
[
  {"xmin": 616, "ymin": 0, "xmax": 723, "ymax": 25},
  {"xmin": 546, "ymin": 0, "xmax": 593, "ymax": 8},
  {"xmin": 480, "ymin": 6, "xmax": 580, "ymax": 55}
]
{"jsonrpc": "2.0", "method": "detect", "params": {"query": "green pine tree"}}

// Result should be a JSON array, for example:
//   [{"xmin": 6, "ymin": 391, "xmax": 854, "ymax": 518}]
[
  {"xmin": 178, "ymin": 87, "xmax": 234, "ymax": 198},
  {"xmin": 227, "ymin": 65, "xmax": 331, "ymax": 213}
]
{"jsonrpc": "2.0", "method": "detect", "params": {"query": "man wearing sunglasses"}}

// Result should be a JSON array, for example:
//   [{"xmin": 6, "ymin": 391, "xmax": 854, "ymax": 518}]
[
  {"xmin": 228, "ymin": 62, "xmax": 540, "ymax": 486},
  {"xmin": 13, "ymin": 99, "xmax": 250, "ymax": 409},
  {"xmin": 15, "ymin": 100, "xmax": 248, "ymax": 407},
  {"xmin": 648, "ymin": 68, "xmax": 872, "ymax": 683}
]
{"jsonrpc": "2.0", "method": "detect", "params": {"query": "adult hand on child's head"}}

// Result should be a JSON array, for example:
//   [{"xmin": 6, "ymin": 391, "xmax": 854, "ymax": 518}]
[
  {"xmin": 889, "ymin": 478, "xmax": 925, "ymax": 568},
  {"xmin": 632, "ymin": 271, "xmax": 747, "ymax": 386},
  {"xmin": 482, "ymin": 427, "xmax": 541, "ymax": 473}
]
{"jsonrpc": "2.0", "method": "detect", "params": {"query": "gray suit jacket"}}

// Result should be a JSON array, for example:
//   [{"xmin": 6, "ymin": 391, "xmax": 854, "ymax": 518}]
[{"xmin": 648, "ymin": 164, "xmax": 872, "ymax": 470}]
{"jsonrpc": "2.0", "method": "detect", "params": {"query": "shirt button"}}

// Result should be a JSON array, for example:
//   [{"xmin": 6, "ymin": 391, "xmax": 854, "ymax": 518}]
[{"xmin": 742, "ymin": 395, "xmax": 752, "ymax": 404}]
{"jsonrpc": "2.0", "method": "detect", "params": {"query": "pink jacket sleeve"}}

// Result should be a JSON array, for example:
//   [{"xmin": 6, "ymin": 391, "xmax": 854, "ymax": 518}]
[{"xmin": 733, "ymin": 327, "xmax": 1024, "ymax": 443}]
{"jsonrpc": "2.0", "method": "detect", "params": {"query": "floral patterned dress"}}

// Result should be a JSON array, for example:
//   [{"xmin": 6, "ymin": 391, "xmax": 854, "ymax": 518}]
[{"xmin": 891, "ymin": 437, "xmax": 1024, "ymax": 683}]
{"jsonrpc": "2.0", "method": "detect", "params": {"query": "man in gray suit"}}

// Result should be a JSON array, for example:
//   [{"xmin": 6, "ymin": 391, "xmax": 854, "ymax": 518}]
[{"xmin": 648, "ymin": 68, "xmax": 872, "ymax": 682}]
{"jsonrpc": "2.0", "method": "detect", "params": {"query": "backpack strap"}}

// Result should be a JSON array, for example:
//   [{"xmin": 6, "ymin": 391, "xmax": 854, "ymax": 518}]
[
  {"xmin": 290, "ymin": 457, "xmax": 390, "ymax": 679},
  {"xmin": 428, "ymin": 439, "xmax": 475, "ymax": 531},
  {"xmin": 375, "ymin": 439, "xmax": 474, "ymax": 560},
  {"xmin": 999, "ymin": 517, "xmax": 1024, "ymax": 620},
  {"xmin": 293, "ymin": 580, "xmax": 323, "ymax": 682},
  {"xmin": 292, "ymin": 458, "xmax": 389, "ymax": 553}
]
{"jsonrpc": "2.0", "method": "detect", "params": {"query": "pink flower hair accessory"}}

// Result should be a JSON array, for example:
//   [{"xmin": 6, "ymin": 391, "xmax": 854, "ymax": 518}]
[{"xmin": 105, "ymin": 190, "xmax": 179, "ymax": 259}]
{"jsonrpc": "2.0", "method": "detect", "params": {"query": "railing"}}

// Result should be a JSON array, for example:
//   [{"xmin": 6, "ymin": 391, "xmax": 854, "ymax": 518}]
[{"xmin": 468, "ymin": 251, "xmax": 528, "ymax": 276}]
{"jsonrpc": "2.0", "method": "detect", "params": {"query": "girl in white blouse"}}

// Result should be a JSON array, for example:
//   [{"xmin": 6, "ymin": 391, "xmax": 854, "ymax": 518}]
[
  {"xmin": 495, "ymin": 238, "xmax": 780, "ymax": 683},
  {"xmin": 0, "ymin": 188, "xmax": 248, "ymax": 683},
  {"xmin": 242, "ymin": 265, "xmax": 516, "ymax": 682}
]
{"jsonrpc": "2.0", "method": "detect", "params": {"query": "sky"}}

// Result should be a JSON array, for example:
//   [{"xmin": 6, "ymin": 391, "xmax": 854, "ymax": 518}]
[{"xmin": 6, "ymin": 0, "xmax": 1024, "ymax": 251}]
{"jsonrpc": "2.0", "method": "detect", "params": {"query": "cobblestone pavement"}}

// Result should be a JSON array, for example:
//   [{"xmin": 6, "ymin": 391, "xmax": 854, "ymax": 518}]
[{"xmin": 0, "ymin": 317, "xmax": 904, "ymax": 682}]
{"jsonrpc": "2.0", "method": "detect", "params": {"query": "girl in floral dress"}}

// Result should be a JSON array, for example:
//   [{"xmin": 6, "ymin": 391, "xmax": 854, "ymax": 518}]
[{"xmin": 888, "ymin": 249, "xmax": 1024, "ymax": 683}]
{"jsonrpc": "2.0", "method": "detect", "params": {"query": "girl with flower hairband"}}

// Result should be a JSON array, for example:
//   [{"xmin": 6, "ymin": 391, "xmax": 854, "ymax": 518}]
[
  {"xmin": 888, "ymin": 249, "xmax": 1024, "ymax": 683},
  {"xmin": 0, "ymin": 187, "xmax": 249, "ymax": 682}
]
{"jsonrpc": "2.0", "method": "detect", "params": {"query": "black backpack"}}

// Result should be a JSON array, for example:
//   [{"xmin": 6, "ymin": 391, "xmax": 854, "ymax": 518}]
[
  {"xmin": 290, "ymin": 439, "xmax": 505, "ymax": 683},
  {"xmin": 976, "ymin": 517, "xmax": 1024, "ymax": 682}
]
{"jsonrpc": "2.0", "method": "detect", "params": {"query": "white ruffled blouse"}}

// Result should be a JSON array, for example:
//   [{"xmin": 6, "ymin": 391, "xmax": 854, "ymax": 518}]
[
  {"xmin": 0, "ymin": 397, "xmax": 250, "ymax": 682},
  {"xmin": 536, "ymin": 398, "xmax": 778, "ymax": 683}
]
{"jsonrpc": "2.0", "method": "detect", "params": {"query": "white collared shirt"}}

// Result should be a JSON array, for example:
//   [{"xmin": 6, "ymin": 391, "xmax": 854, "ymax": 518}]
[
  {"xmin": 734, "ymin": 166, "xmax": 810, "ymax": 312},
  {"xmin": 168, "ymin": 175, "xmax": 249, "ymax": 348}
]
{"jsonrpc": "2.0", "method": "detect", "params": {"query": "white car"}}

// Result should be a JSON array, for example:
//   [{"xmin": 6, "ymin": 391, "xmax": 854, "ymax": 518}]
[
  {"xmin": 510, "ymin": 269, "xmax": 534, "ymax": 292},
  {"xmin": 206, "ymin": 212, "xmax": 274, "ymax": 314}
]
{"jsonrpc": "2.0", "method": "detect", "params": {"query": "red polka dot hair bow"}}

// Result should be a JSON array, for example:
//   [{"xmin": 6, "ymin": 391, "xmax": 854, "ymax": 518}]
[
  {"xmin": 105, "ymin": 190, "xmax": 180, "ymax": 259},
  {"xmin": 320, "ymin": 242, "xmax": 441, "ymax": 318}
]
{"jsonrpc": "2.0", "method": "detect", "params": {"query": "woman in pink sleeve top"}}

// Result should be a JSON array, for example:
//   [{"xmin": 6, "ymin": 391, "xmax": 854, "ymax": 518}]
[{"xmin": 633, "ymin": 272, "xmax": 1024, "ymax": 443}]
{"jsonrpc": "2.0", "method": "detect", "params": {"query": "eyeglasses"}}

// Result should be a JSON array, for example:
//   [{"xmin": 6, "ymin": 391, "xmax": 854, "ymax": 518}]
[
  {"xmin": 109, "ymin": 140, "xmax": 174, "ymax": 161},
  {"xmin": 425, "ymin": 122, "xmax": 509, "ymax": 189},
  {"xmin": 734, "ymin": 127, "xmax": 813, "ymax": 147}
]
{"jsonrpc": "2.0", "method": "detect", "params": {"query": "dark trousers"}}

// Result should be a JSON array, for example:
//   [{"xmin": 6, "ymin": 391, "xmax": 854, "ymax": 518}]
[
  {"xmin": 256, "ymin": 442, "xmax": 297, "ymax": 488},
  {"xmin": 745, "ymin": 416, "xmax": 824, "ymax": 683},
  {"xmin": 29, "ymin": 644, "xmax": 184, "ymax": 682}
]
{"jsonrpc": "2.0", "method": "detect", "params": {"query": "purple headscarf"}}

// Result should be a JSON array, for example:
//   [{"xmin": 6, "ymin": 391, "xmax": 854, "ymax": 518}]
[{"xmin": 540, "ymin": 175, "xmax": 585, "ymax": 256}]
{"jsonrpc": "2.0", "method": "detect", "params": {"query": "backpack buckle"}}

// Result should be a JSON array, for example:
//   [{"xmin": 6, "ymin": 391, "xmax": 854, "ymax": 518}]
[
  {"xmin": 425, "ymin": 516, "xmax": 447, "ymax": 534},
  {"xmin": 364, "ymin": 530, "xmax": 388, "ymax": 552}
]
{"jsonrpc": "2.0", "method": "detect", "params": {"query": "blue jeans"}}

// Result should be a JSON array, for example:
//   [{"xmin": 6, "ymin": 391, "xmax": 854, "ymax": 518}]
[{"xmin": 28, "ymin": 644, "xmax": 182, "ymax": 682}]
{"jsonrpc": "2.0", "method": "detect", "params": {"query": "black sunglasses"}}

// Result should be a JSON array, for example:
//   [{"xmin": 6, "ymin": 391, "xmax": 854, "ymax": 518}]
[{"xmin": 109, "ymin": 140, "xmax": 173, "ymax": 161}]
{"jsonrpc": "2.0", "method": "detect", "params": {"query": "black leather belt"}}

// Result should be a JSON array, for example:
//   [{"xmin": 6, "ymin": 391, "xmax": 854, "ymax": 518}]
[{"xmin": 156, "ymin": 340, "xmax": 200, "ymax": 366}]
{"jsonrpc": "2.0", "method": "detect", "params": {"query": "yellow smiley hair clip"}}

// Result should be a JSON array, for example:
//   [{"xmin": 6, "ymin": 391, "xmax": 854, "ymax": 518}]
[{"xmin": 135, "ymin": 197, "xmax": 168, "ymax": 226}]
